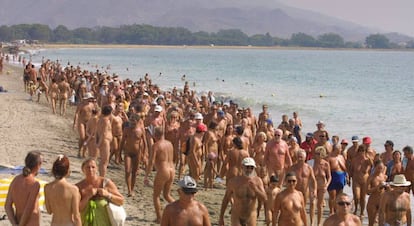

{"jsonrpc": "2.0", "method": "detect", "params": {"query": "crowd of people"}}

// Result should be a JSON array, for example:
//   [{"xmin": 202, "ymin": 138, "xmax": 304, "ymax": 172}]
[{"xmin": 3, "ymin": 57, "xmax": 414, "ymax": 226}]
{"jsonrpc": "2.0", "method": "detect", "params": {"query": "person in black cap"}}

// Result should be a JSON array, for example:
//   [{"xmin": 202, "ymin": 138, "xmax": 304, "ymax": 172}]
[{"xmin": 161, "ymin": 176, "xmax": 211, "ymax": 226}]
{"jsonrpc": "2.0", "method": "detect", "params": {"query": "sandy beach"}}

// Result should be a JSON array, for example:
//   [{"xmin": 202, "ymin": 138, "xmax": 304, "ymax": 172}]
[{"xmin": 0, "ymin": 63, "xmax": 246, "ymax": 226}]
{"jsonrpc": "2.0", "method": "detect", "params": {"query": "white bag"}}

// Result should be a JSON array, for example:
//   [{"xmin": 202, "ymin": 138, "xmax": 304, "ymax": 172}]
[
  {"xmin": 106, "ymin": 202, "xmax": 127, "ymax": 226},
  {"xmin": 103, "ymin": 178, "xmax": 126, "ymax": 226}
]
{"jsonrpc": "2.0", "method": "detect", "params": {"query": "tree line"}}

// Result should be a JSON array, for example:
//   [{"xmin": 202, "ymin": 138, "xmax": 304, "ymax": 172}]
[{"xmin": 0, "ymin": 23, "xmax": 413, "ymax": 49}]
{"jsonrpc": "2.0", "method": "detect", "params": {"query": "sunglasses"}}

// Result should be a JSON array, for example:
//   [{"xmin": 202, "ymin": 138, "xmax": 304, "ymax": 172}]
[
  {"xmin": 337, "ymin": 201, "xmax": 351, "ymax": 206},
  {"xmin": 287, "ymin": 179, "xmax": 297, "ymax": 183},
  {"xmin": 319, "ymin": 135, "xmax": 325, "ymax": 138}
]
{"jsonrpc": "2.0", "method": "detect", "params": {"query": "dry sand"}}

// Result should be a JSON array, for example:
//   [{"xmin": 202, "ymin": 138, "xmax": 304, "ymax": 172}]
[{"xmin": 0, "ymin": 63, "xmax": 241, "ymax": 226}]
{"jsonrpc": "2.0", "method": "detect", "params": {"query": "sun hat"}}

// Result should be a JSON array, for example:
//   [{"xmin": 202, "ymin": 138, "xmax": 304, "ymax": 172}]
[
  {"xmin": 390, "ymin": 174, "xmax": 411, "ymax": 187},
  {"xmin": 351, "ymin": 136, "xmax": 359, "ymax": 142},
  {"xmin": 194, "ymin": 112, "xmax": 203, "ymax": 120},
  {"xmin": 83, "ymin": 92, "xmax": 94, "ymax": 99},
  {"xmin": 242, "ymin": 157, "xmax": 256, "ymax": 168},
  {"xmin": 178, "ymin": 175, "xmax": 198, "ymax": 193},
  {"xmin": 154, "ymin": 105, "xmax": 163, "ymax": 112}
]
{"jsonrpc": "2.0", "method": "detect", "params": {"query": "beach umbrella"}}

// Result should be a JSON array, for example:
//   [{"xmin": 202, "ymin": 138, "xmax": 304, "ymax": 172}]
[{"xmin": 0, "ymin": 177, "xmax": 47, "ymax": 211}]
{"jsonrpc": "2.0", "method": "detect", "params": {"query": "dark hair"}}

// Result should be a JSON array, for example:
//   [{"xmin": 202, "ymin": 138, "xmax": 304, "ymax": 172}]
[
  {"xmin": 52, "ymin": 155, "xmax": 70, "ymax": 179},
  {"xmin": 23, "ymin": 151, "xmax": 42, "ymax": 177},
  {"xmin": 270, "ymin": 175, "xmax": 279, "ymax": 183},
  {"xmin": 233, "ymin": 137, "xmax": 243, "ymax": 149},
  {"xmin": 285, "ymin": 171, "xmax": 296, "ymax": 179},
  {"xmin": 235, "ymin": 125, "xmax": 244, "ymax": 136},
  {"xmin": 208, "ymin": 121, "xmax": 218, "ymax": 130},
  {"xmin": 101, "ymin": 105, "xmax": 113, "ymax": 115},
  {"xmin": 154, "ymin": 127, "xmax": 164, "ymax": 138},
  {"xmin": 403, "ymin": 146, "xmax": 413, "ymax": 154}
]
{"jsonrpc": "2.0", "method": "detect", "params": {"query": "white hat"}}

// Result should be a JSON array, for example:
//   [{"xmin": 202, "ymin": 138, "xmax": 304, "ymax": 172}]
[
  {"xmin": 178, "ymin": 175, "xmax": 198, "ymax": 193},
  {"xmin": 154, "ymin": 105, "xmax": 163, "ymax": 112},
  {"xmin": 390, "ymin": 174, "xmax": 411, "ymax": 187},
  {"xmin": 83, "ymin": 92, "xmax": 94, "ymax": 99},
  {"xmin": 194, "ymin": 113, "xmax": 203, "ymax": 120},
  {"xmin": 242, "ymin": 157, "xmax": 256, "ymax": 168}
]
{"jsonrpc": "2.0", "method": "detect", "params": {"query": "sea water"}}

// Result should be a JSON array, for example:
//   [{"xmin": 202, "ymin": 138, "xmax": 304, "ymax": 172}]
[{"xmin": 26, "ymin": 47, "xmax": 414, "ymax": 152}]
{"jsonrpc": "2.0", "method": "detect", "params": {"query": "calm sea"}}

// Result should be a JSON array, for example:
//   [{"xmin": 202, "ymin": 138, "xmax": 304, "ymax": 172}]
[{"xmin": 26, "ymin": 47, "xmax": 414, "ymax": 152}]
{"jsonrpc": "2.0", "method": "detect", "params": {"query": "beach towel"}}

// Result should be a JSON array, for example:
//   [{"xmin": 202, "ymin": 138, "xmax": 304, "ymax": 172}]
[
  {"xmin": 327, "ymin": 171, "xmax": 346, "ymax": 191},
  {"xmin": 0, "ymin": 177, "xmax": 47, "ymax": 211}
]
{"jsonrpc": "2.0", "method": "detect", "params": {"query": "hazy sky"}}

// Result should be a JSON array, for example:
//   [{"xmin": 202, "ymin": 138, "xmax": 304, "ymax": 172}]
[{"xmin": 278, "ymin": 0, "xmax": 414, "ymax": 36}]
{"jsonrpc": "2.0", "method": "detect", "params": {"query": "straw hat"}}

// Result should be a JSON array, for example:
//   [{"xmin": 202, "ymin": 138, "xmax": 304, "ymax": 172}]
[{"xmin": 390, "ymin": 174, "xmax": 411, "ymax": 187}]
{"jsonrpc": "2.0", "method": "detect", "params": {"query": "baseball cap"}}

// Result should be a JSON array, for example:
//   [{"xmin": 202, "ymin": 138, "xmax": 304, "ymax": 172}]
[
  {"xmin": 178, "ymin": 176, "xmax": 198, "ymax": 194},
  {"xmin": 363, "ymin": 136, "xmax": 372, "ymax": 144},
  {"xmin": 242, "ymin": 157, "xmax": 256, "ymax": 168},
  {"xmin": 196, "ymin": 124, "xmax": 207, "ymax": 133},
  {"xmin": 351, "ymin": 136, "xmax": 359, "ymax": 142},
  {"xmin": 340, "ymin": 139, "xmax": 349, "ymax": 144},
  {"xmin": 306, "ymin": 132, "xmax": 314, "ymax": 138}
]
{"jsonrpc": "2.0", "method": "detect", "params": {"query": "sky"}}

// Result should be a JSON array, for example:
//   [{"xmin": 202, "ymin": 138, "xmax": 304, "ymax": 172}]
[{"xmin": 277, "ymin": 0, "xmax": 414, "ymax": 36}]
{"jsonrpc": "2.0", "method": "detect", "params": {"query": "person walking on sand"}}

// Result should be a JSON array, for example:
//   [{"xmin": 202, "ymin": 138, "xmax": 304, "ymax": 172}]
[
  {"xmin": 73, "ymin": 92, "xmax": 96, "ymax": 158},
  {"xmin": 5, "ymin": 151, "xmax": 43, "ymax": 226},
  {"xmin": 121, "ymin": 114, "xmax": 147, "ymax": 197},
  {"xmin": 313, "ymin": 146, "xmax": 332, "ymax": 226},
  {"xmin": 379, "ymin": 174, "xmax": 412, "ymax": 226},
  {"xmin": 96, "ymin": 105, "xmax": 113, "ymax": 177},
  {"xmin": 58, "ymin": 77, "xmax": 71, "ymax": 116},
  {"xmin": 273, "ymin": 171, "xmax": 307, "ymax": 226},
  {"xmin": 144, "ymin": 127, "xmax": 175, "ymax": 224},
  {"xmin": 326, "ymin": 144, "xmax": 347, "ymax": 215},
  {"xmin": 350, "ymin": 145, "xmax": 373, "ymax": 217},
  {"xmin": 219, "ymin": 157, "xmax": 267, "ymax": 226},
  {"xmin": 44, "ymin": 155, "xmax": 81, "ymax": 226},
  {"xmin": 76, "ymin": 158, "xmax": 124, "ymax": 226},
  {"xmin": 161, "ymin": 176, "xmax": 211, "ymax": 226},
  {"xmin": 264, "ymin": 129, "xmax": 292, "ymax": 186},
  {"xmin": 323, "ymin": 193, "xmax": 361, "ymax": 226},
  {"xmin": 403, "ymin": 145, "xmax": 414, "ymax": 194},
  {"xmin": 366, "ymin": 160, "xmax": 387, "ymax": 226},
  {"xmin": 48, "ymin": 78, "xmax": 59, "ymax": 114},
  {"xmin": 288, "ymin": 149, "xmax": 317, "ymax": 225}
]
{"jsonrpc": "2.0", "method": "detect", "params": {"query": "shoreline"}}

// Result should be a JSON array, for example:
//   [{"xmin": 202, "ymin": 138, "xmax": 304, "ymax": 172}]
[{"xmin": 19, "ymin": 43, "xmax": 414, "ymax": 52}]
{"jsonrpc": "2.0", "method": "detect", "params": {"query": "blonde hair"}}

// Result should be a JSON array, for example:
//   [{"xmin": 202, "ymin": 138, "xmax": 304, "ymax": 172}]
[{"xmin": 315, "ymin": 146, "xmax": 328, "ymax": 158}]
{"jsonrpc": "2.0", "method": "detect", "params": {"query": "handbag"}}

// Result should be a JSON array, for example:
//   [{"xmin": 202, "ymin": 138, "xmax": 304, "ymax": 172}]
[
  {"xmin": 103, "ymin": 178, "xmax": 127, "ymax": 226},
  {"xmin": 106, "ymin": 202, "xmax": 127, "ymax": 226}
]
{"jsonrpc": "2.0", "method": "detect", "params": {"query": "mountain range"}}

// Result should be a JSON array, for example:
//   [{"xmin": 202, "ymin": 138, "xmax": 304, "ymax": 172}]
[{"xmin": 0, "ymin": 0, "xmax": 412, "ymax": 42}]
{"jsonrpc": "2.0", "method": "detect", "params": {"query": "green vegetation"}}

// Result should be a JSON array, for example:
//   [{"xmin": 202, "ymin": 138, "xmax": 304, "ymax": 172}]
[{"xmin": 0, "ymin": 23, "xmax": 411, "ymax": 49}]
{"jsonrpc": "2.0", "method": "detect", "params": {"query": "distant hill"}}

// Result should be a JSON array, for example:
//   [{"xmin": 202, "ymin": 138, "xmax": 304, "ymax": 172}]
[{"xmin": 0, "ymin": 0, "xmax": 412, "ymax": 42}]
